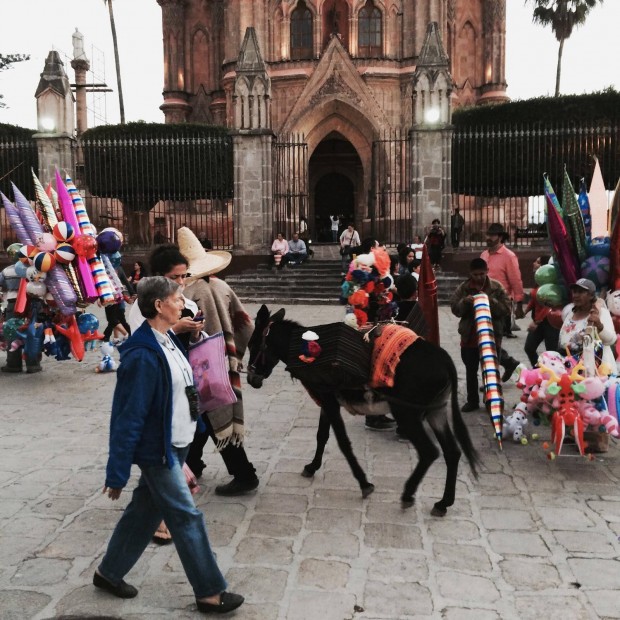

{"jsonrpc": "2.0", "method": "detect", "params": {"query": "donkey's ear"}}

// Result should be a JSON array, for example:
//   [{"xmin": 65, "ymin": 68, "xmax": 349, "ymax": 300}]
[
  {"xmin": 271, "ymin": 308, "xmax": 286, "ymax": 322},
  {"xmin": 257, "ymin": 304, "xmax": 270, "ymax": 322}
]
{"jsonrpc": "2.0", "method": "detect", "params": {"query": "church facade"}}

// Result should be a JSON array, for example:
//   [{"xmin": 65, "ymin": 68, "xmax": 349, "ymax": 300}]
[{"xmin": 156, "ymin": 0, "xmax": 507, "ymax": 248}]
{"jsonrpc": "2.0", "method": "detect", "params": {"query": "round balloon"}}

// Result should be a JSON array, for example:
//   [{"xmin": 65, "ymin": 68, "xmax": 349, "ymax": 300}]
[
  {"xmin": 587, "ymin": 236, "xmax": 610, "ymax": 257},
  {"xmin": 6, "ymin": 243, "xmax": 22, "ymax": 264},
  {"xmin": 35, "ymin": 232, "xmax": 57, "ymax": 252},
  {"xmin": 52, "ymin": 221, "xmax": 75, "ymax": 243},
  {"xmin": 77, "ymin": 312, "xmax": 99, "ymax": 334},
  {"xmin": 33, "ymin": 251, "xmax": 56, "ymax": 273},
  {"xmin": 606, "ymin": 290, "xmax": 620, "ymax": 316},
  {"xmin": 54, "ymin": 242, "xmax": 76, "ymax": 264},
  {"xmin": 534, "ymin": 264, "xmax": 558, "ymax": 287},
  {"xmin": 14, "ymin": 261, "xmax": 28, "ymax": 278},
  {"xmin": 102, "ymin": 227, "xmax": 124, "ymax": 244},
  {"xmin": 96, "ymin": 229, "xmax": 122, "ymax": 253},
  {"xmin": 18, "ymin": 244, "xmax": 37, "ymax": 265},
  {"xmin": 25, "ymin": 266, "xmax": 46, "ymax": 282},
  {"xmin": 547, "ymin": 308, "xmax": 564, "ymax": 330},
  {"xmin": 581, "ymin": 255, "xmax": 609, "ymax": 288},
  {"xmin": 26, "ymin": 280, "xmax": 47, "ymax": 298},
  {"xmin": 2, "ymin": 317, "xmax": 26, "ymax": 344},
  {"xmin": 536, "ymin": 283, "xmax": 564, "ymax": 307},
  {"xmin": 73, "ymin": 234, "xmax": 98, "ymax": 258}
]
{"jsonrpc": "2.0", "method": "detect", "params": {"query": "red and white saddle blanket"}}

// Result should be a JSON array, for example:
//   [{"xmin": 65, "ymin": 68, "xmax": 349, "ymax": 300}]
[{"xmin": 368, "ymin": 324, "xmax": 419, "ymax": 389}]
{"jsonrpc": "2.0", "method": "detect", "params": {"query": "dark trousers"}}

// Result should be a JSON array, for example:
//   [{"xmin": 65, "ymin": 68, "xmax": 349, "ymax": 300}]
[
  {"xmin": 186, "ymin": 415, "xmax": 256, "ymax": 481},
  {"xmin": 428, "ymin": 245, "xmax": 442, "ymax": 266},
  {"xmin": 524, "ymin": 319, "xmax": 560, "ymax": 367},
  {"xmin": 103, "ymin": 304, "xmax": 131, "ymax": 341},
  {"xmin": 461, "ymin": 346, "xmax": 481, "ymax": 406},
  {"xmin": 451, "ymin": 229, "xmax": 462, "ymax": 247}
]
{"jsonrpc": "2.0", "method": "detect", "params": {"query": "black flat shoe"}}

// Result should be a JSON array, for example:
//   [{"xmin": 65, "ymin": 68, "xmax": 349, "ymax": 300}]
[
  {"xmin": 93, "ymin": 571, "xmax": 138, "ymax": 599},
  {"xmin": 197, "ymin": 591, "xmax": 244, "ymax": 614},
  {"xmin": 215, "ymin": 477, "xmax": 259, "ymax": 496}
]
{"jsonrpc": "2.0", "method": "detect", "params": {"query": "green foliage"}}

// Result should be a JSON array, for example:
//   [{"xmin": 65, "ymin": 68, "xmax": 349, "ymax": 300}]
[
  {"xmin": 82, "ymin": 123, "xmax": 233, "ymax": 210},
  {"xmin": 527, "ymin": 0, "xmax": 602, "ymax": 41},
  {"xmin": 0, "ymin": 54, "xmax": 31, "ymax": 109},
  {"xmin": 0, "ymin": 123, "xmax": 37, "ymax": 199}
]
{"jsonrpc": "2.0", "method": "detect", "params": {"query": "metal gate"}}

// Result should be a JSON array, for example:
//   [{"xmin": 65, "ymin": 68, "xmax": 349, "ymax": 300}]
[
  {"xmin": 272, "ymin": 133, "xmax": 308, "ymax": 239},
  {"xmin": 370, "ymin": 129, "xmax": 412, "ymax": 245}
]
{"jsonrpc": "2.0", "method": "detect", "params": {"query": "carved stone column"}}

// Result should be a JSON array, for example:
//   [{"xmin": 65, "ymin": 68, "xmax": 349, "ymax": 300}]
[{"xmin": 479, "ymin": 0, "xmax": 508, "ymax": 104}]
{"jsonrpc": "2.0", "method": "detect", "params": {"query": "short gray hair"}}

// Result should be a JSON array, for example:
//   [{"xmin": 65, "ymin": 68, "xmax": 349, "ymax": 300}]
[{"xmin": 137, "ymin": 276, "xmax": 180, "ymax": 319}]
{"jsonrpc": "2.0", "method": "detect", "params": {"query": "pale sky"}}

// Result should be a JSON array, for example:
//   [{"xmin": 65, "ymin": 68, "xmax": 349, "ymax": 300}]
[{"xmin": 1, "ymin": 0, "xmax": 619, "ymax": 130}]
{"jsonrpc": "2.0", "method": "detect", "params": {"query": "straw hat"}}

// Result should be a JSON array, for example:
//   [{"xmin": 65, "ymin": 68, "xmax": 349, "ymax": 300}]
[{"xmin": 177, "ymin": 227, "xmax": 232, "ymax": 281}]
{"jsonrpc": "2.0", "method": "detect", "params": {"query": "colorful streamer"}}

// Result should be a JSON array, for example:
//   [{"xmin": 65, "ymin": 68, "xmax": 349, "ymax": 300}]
[
  {"xmin": 65, "ymin": 173, "xmax": 96, "ymax": 236},
  {"xmin": 473, "ymin": 293, "xmax": 503, "ymax": 448}
]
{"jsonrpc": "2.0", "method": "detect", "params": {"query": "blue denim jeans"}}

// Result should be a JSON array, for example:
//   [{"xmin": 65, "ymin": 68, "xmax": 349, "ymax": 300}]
[{"xmin": 98, "ymin": 446, "xmax": 226, "ymax": 598}]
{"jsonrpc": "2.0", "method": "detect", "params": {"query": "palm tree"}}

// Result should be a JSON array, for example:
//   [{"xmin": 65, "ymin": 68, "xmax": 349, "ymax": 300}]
[
  {"xmin": 527, "ymin": 0, "xmax": 604, "ymax": 97},
  {"xmin": 103, "ymin": 0, "xmax": 125, "ymax": 123}
]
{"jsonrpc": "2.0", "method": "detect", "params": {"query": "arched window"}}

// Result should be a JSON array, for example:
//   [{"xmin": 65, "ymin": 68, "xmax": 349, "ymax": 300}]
[
  {"xmin": 358, "ymin": 1, "xmax": 382, "ymax": 57},
  {"xmin": 290, "ymin": 1, "xmax": 313, "ymax": 60}
]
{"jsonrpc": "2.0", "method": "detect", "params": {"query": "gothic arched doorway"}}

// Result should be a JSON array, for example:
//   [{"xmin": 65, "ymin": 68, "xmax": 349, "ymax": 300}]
[{"xmin": 309, "ymin": 133, "xmax": 362, "ymax": 242}]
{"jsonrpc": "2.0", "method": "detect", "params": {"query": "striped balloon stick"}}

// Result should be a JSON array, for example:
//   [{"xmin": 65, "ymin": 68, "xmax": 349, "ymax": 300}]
[
  {"xmin": 60, "ymin": 171, "xmax": 116, "ymax": 305},
  {"xmin": 473, "ymin": 293, "xmax": 504, "ymax": 448}
]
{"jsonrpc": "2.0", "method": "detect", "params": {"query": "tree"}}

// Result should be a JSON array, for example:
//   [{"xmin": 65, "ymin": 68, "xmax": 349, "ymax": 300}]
[
  {"xmin": 0, "ymin": 54, "xmax": 30, "ymax": 109},
  {"xmin": 527, "ymin": 0, "xmax": 604, "ymax": 97},
  {"xmin": 103, "ymin": 0, "xmax": 125, "ymax": 123}
]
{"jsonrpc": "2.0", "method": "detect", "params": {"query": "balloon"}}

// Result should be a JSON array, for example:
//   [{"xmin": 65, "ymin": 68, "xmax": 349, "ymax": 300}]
[
  {"xmin": 547, "ymin": 308, "xmax": 564, "ymax": 330},
  {"xmin": 77, "ymin": 312, "xmax": 100, "ymax": 334},
  {"xmin": 607, "ymin": 290, "xmax": 620, "ymax": 317},
  {"xmin": 55, "ymin": 315, "xmax": 85, "ymax": 361},
  {"xmin": 33, "ymin": 251, "xmax": 56, "ymax": 273},
  {"xmin": 534, "ymin": 264, "xmax": 558, "ymax": 286},
  {"xmin": 581, "ymin": 256, "xmax": 610, "ymax": 289},
  {"xmin": 25, "ymin": 266, "xmax": 46, "ymax": 282},
  {"xmin": 96, "ymin": 229, "xmax": 122, "ymax": 254},
  {"xmin": 109, "ymin": 251, "xmax": 122, "ymax": 269},
  {"xmin": 587, "ymin": 236, "xmax": 610, "ymax": 257},
  {"xmin": 73, "ymin": 234, "xmax": 98, "ymax": 258},
  {"xmin": 52, "ymin": 221, "xmax": 75, "ymax": 242},
  {"xmin": 18, "ymin": 244, "xmax": 36, "ymax": 264},
  {"xmin": 536, "ymin": 283, "xmax": 564, "ymax": 307},
  {"xmin": 35, "ymin": 232, "xmax": 57, "ymax": 252},
  {"xmin": 14, "ymin": 261, "xmax": 28, "ymax": 278},
  {"xmin": 2, "ymin": 317, "xmax": 26, "ymax": 343},
  {"xmin": 26, "ymin": 281, "xmax": 47, "ymax": 298},
  {"xmin": 54, "ymin": 243, "xmax": 76, "ymax": 264},
  {"xmin": 6, "ymin": 243, "xmax": 22, "ymax": 263},
  {"xmin": 101, "ymin": 227, "xmax": 124, "ymax": 244}
]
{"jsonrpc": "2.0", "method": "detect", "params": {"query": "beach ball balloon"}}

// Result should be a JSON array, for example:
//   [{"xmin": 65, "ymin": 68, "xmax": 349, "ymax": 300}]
[
  {"xmin": 77, "ymin": 313, "xmax": 99, "ymax": 334},
  {"xmin": 536, "ymin": 283, "xmax": 564, "ymax": 308},
  {"xmin": 2, "ymin": 318, "xmax": 25, "ymax": 344},
  {"xmin": 33, "ymin": 251, "xmax": 56, "ymax": 273},
  {"xmin": 26, "ymin": 280, "xmax": 47, "ymax": 298},
  {"xmin": 6, "ymin": 243, "xmax": 22, "ymax": 263},
  {"xmin": 14, "ymin": 261, "xmax": 28, "ymax": 278},
  {"xmin": 18, "ymin": 244, "xmax": 37, "ymax": 264},
  {"xmin": 96, "ymin": 229, "xmax": 122, "ymax": 254},
  {"xmin": 534, "ymin": 264, "xmax": 558, "ymax": 287},
  {"xmin": 25, "ymin": 266, "xmax": 46, "ymax": 282},
  {"xmin": 587, "ymin": 236, "xmax": 610, "ymax": 257},
  {"xmin": 54, "ymin": 242, "xmax": 76, "ymax": 264},
  {"xmin": 73, "ymin": 234, "xmax": 98, "ymax": 258},
  {"xmin": 581, "ymin": 256, "xmax": 609, "ymax": 289},
  {"xmin": 52, "ymin": 221, "xmax": 75, "ymax": 243},
  {"xmin": 35, "ymin": 232, "xmax": 57, "ymax": 253}
]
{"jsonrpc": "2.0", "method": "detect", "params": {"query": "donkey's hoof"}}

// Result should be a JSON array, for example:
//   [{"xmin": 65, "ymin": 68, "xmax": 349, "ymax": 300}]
[
  {"xmin": 431, "ymin": 503, "xmax": 447, "ymax": 517},
  {"xmin": 301, "ymin": 465, "xmax": 316, "ymax": 478},
  {"xmin": 401, "ymin": 496, "xmax": 415, "ymax": 509},
  {"xmin": 361, "ymin": 483, "xmax": 375, "ymax": 498}
]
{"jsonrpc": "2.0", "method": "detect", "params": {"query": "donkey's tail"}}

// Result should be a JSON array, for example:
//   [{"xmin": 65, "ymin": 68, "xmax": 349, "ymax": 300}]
[{"xmin": 447, "ymin": 355, "xmax": 480, "ymax": 478}]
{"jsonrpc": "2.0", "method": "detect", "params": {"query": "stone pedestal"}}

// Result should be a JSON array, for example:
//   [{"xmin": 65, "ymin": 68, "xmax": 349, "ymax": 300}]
[
  {"xmin": 232, "ymin": 131, "xmax": 273, "ymax": 254},
  {"xmin": 33, "ymin": 134, "xmax": 75, "ymax": 185}
]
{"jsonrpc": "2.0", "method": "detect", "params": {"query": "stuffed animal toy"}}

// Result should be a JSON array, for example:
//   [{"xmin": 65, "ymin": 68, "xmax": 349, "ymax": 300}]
[
  {"xmin": 95, "ymin": 341, "xmax": 117, "ymax": 373},
  {"xmin": 503, "ymin": 404, "xmax": 529, "ymax": 442}
]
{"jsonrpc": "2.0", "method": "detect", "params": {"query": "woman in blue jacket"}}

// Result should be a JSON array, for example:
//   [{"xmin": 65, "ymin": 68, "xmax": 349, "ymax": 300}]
[{"xmin": 94, "ymin": 276, "xmax": 244, "ymax": 614}]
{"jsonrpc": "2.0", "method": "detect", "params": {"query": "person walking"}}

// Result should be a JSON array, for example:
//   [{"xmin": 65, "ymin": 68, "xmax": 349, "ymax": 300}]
[
  {"xmin": 94, "ymin": 276, "xmax": 244, "ymax": 614},
  {"xmin": 451, "ymin": 208, "xmax": 465, "ymax": 248},
  {"xmin": 480, "ymin": 223, "xmax": 524, "ymax": 380},
  {"xmin": 425, "ymin": 219, "xmax": 446, "ymax": 271},
  {"xmin": 339, "ymin": 223, "xmax": 360, "ymax": 274},
  {"xmin": 451, "ymin": 258, "xmax": 512, "ymax": 412}
]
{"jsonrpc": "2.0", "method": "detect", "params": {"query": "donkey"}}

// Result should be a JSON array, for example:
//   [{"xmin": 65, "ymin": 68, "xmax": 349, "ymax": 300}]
[{"xmin": 247, "ymin": 305, "xmax": 479, "ymax": 517}]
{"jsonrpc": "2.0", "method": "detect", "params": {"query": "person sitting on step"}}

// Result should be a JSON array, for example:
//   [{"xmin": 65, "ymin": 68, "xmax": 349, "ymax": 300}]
[{"xmin": 281, "ymin": 232, "xmax": 308, "ymax": 267}]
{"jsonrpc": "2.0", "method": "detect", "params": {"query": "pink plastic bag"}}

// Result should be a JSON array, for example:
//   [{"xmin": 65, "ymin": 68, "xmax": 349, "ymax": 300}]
[{"xmin": 189, "ymin": 331, "xmax": 237, "ymax": 412}]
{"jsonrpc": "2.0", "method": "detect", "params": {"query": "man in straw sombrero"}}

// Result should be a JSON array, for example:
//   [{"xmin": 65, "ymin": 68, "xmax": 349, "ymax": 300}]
[{"xmin": 178, "ymin": 228, "xmax": 260, "ymax": 496}]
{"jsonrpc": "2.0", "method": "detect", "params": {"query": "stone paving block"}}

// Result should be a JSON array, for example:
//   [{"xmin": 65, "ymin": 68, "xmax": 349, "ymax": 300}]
[
  {"xmin": 10, "ymin": 557, "xmax": 72, "ymax": 586},
  {"xmin": 0, "ymin": 499, "xmax": 25, "ymax": 519},
  {"xmin": 205, "ymin": 522, "xmax": 237, "ymax": 546},
  {"xmin": 587, "ymin": 499, "xmax": 620, "ymax": 523},
  {"xmin": 514, "ymin": 594, "xmax": 592, "ymax": 620},
  {"xmin": 312, "ymin": 487, "xmax": 367, "ymax": 509},
  {"xmin": 567, "ymin": 557, "xmax": 620, "ymax": 588},
  {"xmin": 300, "ymin": 531, "xmax": 360, "ymax": 558},
  {"xmin": 480, "ymin": 508, "xmax": 535, "ymax": 530},
  {"xmin": 298, "ymin": 557, "xmax": 350, "ymax": 589},
  {"xmin": 2, "ymin": 535, "xmax": 48, "ymax": 567},
  {"xmin": 306, "ymin": 507, "xmax": 362, "ymax": 532},
  {"xmin": 234, "ymin": 536, "xmax": 294, "ymax": 565},
  {"xmin": 364, "ymin": 579, "xmax": 433, "ymax": 617},
  {"xmin": 499, "ymin": 558, "xmax": 562, "ymax": 590},
  {"xmin": 0, "ymin": 482, "xmax": 49, "ymax": 500},
  {"xmin": 433, "ymin": 542, "xmax": 492, "ymax": 572},
  {"xmin": 476, "ymin": 472, "xmax": 521, "ymax": 494},
  {"xmin": 584, "ymin": 590, "xmax": 620, "ymax": 619},
  {"xmin": 321, "ymin": 470, "xmax": 367, "ymax": 493},
  {"xmin": 31, "ymin": 497, "xmax": 87, "ymax": 519},
  {"xmin": 488, "ymin": 531, "xmax": 550, "ymax": 557},
  {"xmin": 39, "ymin": 531, "xmax": 108, "ymax": 559},
  {"xmin": 364, "ymin": 523, "xmax": 422, "ymax": 550},
  {"xmin": 287, "ymin": 590, "xmax": 358, "ymax": 620},
  {"xmin": 365, "ymin": 501, "xmax": 422, "ymax": 525},
  {"xmin": 267, "ymin": 471, "xmax": 315, "ymax": 489},
  {"xmin": 0, "ymin": 589, "xmax": 51, "ymax": 620},
  {"xmin": 537, "ymin": 506, "xmax": 596, "ymax": 530},
  {"xmin": 197, "ymin": 500, "xmax": 247, "ymax": 526},
  {"xmin": 529, "ymin": 492, "xmax": 585, "ymax": 509},
  {"xmin": 442, "ymin": 608, "xmax": 500, "ymax": 620},
  {"xmin": 247, "ymin": 513, "xmax": 303, "ymax": 538},
  {"xmin": 255, "ymin": 492, "xmax": 308, "ymax": 514},
  {"xmin": 552, "ymin": 530, "xmax": 616, "ymax": 554},
  {"xmin": 226, "ymin": 566, "xmax": 288, "ymax": 604},
  {"xmin": 275, "ymin": 456, "xmax": 317, "ymax": 474},
  {"xmin": 426, "ymin": 518, "xmax": 480, "ymax": 543},
  {"xmin": 436, "ymin": 570, "xmax": 500, "ymax": 604},
  {"xmin": 367, "ymin": 550, "xmax": 428, "ymax": 582}
]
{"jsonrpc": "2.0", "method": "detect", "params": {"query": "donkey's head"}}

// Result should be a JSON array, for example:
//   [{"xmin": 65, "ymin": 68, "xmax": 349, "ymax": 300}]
[{"xmin": 247, "ymin": 304, "xmax": 286, "ymax": 389}]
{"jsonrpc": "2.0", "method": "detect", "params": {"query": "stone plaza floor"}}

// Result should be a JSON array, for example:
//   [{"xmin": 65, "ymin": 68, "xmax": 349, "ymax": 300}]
[{"xmin": 0, "ymin": 304, "xmax": 618, "ymax": 619}]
